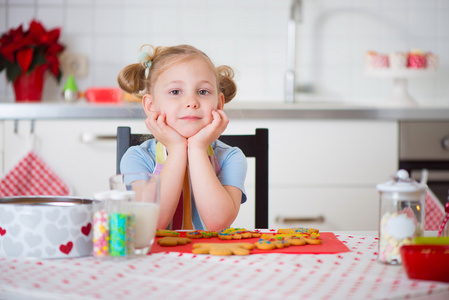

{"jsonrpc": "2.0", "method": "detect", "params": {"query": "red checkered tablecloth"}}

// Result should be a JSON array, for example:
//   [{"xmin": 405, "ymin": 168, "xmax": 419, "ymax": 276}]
[{"xmin": 1, "ymin": 234, "xmax": 448, "ymax": 300}]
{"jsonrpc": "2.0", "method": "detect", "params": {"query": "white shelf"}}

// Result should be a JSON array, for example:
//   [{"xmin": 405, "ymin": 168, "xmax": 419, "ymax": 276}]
[{"xmin": 365, "ymin": 68, "xmax": 438, "ymax": 107}]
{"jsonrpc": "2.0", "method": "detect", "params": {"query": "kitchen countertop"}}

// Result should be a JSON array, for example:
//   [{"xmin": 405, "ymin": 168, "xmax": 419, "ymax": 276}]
[{"xmin": 0, "ymin": 101, "xmax": 449, "ymax": 120}]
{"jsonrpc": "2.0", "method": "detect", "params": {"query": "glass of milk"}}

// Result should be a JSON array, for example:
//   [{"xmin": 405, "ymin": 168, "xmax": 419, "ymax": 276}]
[{"xmin": 109, "ymin": 173, "xmax": 160, "ymax": 255}]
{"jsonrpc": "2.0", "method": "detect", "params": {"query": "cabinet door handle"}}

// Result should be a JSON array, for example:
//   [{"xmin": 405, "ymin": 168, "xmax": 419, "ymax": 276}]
[
  {"xmin": 442, "ymin": 135, "xmax": 449, "ymax": 151},
  {"xmin": 275, "ymin": 216, "xmax": 325, "ymax": 223},
  {"xmin": 80, "ymin": 132, "xmax": 116, "ymax": 143}
]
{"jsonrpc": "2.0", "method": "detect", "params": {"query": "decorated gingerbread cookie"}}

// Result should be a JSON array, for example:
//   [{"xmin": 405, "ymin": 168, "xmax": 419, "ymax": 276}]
[
  {"xmin": 255, "ymin": 237, "xmax": 290, "ymax": 250},
  {"xmin": 255, "ymin": 229, "xmax": 322, "ymax": 250},
  {"xmin": 218, "ymin": 228, "xmax": 262, "ymax": 240},
  {"xmin": 277, "ymin": 227, "xmax": 319, "ymax": 235},
  {"xmin": 186, "ymin": 230, "xmax": 218, "ymax": 239},
  {"xmin": 303, "ymin": 235, "xmax": 322, "ymax": 244}
]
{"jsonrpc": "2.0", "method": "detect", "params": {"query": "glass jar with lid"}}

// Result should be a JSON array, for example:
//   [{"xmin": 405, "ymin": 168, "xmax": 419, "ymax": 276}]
[{"xmin": 376, "ymin": 169, "xmax": 426, "ymax": 264}]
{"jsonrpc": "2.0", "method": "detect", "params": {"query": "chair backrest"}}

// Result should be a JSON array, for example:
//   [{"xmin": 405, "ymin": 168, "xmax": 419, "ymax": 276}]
[{"xmin": 116, "ymin": 126, "xmax": 269, "ymax": 229}]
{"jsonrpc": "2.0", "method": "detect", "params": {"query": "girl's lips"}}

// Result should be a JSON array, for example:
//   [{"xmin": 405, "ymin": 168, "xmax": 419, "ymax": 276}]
[{"xmin": 180, "ymin": 116, "xmax": 201, "ymax": 121}]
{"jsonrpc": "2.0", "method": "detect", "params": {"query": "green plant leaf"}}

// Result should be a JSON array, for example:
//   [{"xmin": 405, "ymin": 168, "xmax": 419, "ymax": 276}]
[
  {"xmin": 5, "ymin": 61, "xmax": 21, "ymax": 82},
  {"xmin": 29, "ymin": 53, "xmax": 47, "ymax": 72}
]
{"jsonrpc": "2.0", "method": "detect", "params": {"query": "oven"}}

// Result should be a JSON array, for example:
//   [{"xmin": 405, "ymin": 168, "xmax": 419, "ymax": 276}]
[{"xmin": 399, "ymin": 121, "xmax": 449, "ymax": 206}]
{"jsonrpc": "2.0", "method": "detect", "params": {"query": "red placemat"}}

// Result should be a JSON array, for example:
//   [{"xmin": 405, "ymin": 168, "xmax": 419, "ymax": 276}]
[{"xmin": 150, "ymin": 232, "xmax": 350, "ymax": 255}]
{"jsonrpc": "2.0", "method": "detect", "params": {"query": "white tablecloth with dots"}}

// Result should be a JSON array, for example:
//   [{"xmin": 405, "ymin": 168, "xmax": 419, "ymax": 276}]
[{"xmin": 1, "ymin": 233, "xmax": 449, "ymax": 300}]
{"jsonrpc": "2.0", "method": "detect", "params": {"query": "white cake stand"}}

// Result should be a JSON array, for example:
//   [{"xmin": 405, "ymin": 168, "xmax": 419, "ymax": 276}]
[{"xmin": 364, "ymin": 69, "xmax": 437, "ymax": 107}]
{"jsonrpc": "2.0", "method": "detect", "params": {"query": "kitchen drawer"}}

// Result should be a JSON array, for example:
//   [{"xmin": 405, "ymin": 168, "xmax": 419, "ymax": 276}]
[{"xmin": 269, "ymin": 187, "xmax": 379, "ymax": 231}]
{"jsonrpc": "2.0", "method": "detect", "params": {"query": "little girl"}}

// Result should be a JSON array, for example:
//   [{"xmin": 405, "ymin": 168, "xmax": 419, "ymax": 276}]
[{"xmin": 117, "ymin": 44, "xmax": 247, "ymax": 231}]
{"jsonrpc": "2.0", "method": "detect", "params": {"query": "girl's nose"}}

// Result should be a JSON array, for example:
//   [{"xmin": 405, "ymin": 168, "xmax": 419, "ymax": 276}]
[{"xmin": 186, "ymin": 95, "xmax": 199, "ymax": 108}]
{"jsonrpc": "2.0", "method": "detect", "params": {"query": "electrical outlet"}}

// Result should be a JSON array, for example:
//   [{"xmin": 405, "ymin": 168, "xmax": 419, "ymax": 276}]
[{"xmin": 60, "ymin": 53, "xmax": 88, "ymax": 78}]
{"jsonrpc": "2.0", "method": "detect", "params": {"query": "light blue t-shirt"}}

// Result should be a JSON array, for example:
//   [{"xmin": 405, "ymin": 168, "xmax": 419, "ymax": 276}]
[{"xmin": 120, "ymin": 139, "xmax": 247, "ymax": 229}]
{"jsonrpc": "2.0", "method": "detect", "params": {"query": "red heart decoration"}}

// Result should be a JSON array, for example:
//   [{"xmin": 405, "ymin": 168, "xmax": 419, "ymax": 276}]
[
  {"xmin": 60, "ymin": 241, "xmax": 73, "ymax": 255},
  {"xmin": 0, "ymin": 227, "xmax": 6, "ymax": 236},
  {"xmin": 81, "ymin": 223, "xmax": 92, "ymax": 236}
]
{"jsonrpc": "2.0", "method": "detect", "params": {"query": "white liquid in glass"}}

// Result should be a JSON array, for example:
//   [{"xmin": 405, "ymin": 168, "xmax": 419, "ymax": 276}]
[{"xmin": 126, "ymin": 202, "xmax": 160, "ymax": 249}]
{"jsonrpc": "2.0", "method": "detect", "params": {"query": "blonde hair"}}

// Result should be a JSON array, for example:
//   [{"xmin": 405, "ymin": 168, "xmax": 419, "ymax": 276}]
[{"xmin": 117, "ymin": 44, "xmax": 237, "ymax": 103}]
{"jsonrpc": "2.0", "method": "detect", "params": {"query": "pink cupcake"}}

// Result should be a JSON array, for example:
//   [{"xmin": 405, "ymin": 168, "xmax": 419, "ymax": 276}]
[
  {"xmin": 365, "ymin": 51, "xmax": 389, "ymax": 69},
  {"xmin": 408, "ymin": 49, "xmax": 426, "ymax": 68}
]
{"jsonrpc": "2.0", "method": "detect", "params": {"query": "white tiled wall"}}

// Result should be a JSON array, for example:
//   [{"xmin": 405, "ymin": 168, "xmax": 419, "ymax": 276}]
[{"xmin": 0, "ymin": 0, "xmax": 448, "ymax": 106}]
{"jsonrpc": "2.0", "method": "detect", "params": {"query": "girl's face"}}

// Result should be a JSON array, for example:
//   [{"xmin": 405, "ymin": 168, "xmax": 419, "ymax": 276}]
[{"xmin": 144, "ymin": 57, "xmax": 224, "ymax": 138}]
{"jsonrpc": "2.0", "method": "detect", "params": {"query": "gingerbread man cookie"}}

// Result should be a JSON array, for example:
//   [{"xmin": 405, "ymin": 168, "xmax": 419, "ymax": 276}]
[
  {"xmin": 156, "ymin": 230, "xmax": 180, "ymax": 237},
  {"xmin": 157, "ymin": 237, "xmax": 192, "ymax": 246},
  {"xmin": 186, "ymin": 230, "xmax": 218, "ymax": 239},
  {"xmin": 192, "ymin": 243, "xmax": 254, "ymax": 256}
]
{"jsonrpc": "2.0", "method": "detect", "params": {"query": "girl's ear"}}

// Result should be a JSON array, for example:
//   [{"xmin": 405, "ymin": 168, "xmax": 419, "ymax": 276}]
[
  {"xmin": 217, "ymin": 93, "xmax": 225, "ymax": 110},
  {"xmin": 142, "ymin": 94, "xmax": 156, "ymax": 116}
]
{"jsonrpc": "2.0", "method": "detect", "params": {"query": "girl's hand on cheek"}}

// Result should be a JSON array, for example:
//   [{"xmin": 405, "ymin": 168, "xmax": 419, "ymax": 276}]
[
  {"xmin": 189, "ymin": 109, "xmax": 229, "ymax": 149},
  {"xmin": 145, "ymin": 113, "xmax": 187, "ymax": 152}
]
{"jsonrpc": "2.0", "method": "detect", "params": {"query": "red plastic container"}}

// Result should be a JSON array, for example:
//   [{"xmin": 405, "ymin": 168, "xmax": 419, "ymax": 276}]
[
  {"xmin": 400, "ymin": 244, "xmax": 449, "ymax": 283},
  {"xmin": 85, "ymin": 88, "xmax": 122, "ymax": 103}
]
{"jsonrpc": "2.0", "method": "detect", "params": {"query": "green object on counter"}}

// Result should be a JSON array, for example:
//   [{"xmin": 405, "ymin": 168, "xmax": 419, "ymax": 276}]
[
  {"xmin": 413, "ymin": 236, "xmax": 449, "ymax": 245},
  {"xmin": 63, "ymin": 74, "xmax": 78, "ymax": 91},
  {"xmin": 62, "ymin": 75, "xmax": 79, "ymax": 101}
]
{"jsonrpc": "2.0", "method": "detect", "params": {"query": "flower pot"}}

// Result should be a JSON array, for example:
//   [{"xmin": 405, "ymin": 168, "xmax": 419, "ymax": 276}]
[{"xmin": 13, "ymin": 65, "xmax": 47, "ymax": 102}]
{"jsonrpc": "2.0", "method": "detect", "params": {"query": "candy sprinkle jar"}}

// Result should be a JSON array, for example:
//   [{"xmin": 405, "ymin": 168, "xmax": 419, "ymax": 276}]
[{"xmin": 376, "ymin": 169, "xmax": 426, "ymax": 264}]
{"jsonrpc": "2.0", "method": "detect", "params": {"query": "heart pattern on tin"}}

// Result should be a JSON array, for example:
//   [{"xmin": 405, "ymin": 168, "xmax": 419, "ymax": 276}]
[
  {"xmin": 59, "ymin": 241, "xmax": 73, "ymax": 255},
  {"xmin": 46, "ymin": 247, "xmax": 56, "ymax": 256},
  {"xmin": 25, "ymin": 232, "xmax": 42, "ymax": 248},
  {"xmin": 0, "ymin": 227, "xmax": 6, "ymax": 236},
  {"xmin": 75, "ymin": 236, "xmax": 92, "ymax": 256},
  {"xmin": 81, "ymin": 223, "xmax": 91, "ymax": 236},
  {"xmin": 3, "ymin": 236, "xmax": 24, "ymax": 257},
  {"xmin": 70, "ymin": 209, "xmax": 87, "ymax": 225},
  {"xmin": 58, "ymin": 215, "xmax": 68, "ymax": 226},
  {"xmin": 71, "ymin": 228, "xmax": 78, "ymax": 237},
  {"xmin": 0, "ymin": 207, "xmax": 14, "ymax": 224},
  {"xmin": 19, "ymin": 209, "xmax": 43, "ymax": 229},
  {"xmin": 8, "ymin": 224, "xmax": 21, "ymax": 237},
  {"xmin": 45, "ymin": 224, "xmax": 69, "ymax": 245},
  {"xmin": 27, "ymin": 249, "xmax": 42, "ymax": 258},
  {"xmin": 45, "ymin": 209, "xmax": 60, "ymax": 221}
]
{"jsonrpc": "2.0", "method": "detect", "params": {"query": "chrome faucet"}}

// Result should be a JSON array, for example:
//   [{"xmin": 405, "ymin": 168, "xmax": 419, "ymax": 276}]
[{"xmin": 285, "ymin": 0, "xmax": 302, "ymax": 103}]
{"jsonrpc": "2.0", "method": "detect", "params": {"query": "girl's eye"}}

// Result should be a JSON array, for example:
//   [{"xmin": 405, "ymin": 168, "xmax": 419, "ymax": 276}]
[
  {"xmin": 198, "ymin": 89, "xmax": 210, "ymax": 96},
  {"xmin": 170, "ymin": 90, "xmax": 181, "ymax": 95}
]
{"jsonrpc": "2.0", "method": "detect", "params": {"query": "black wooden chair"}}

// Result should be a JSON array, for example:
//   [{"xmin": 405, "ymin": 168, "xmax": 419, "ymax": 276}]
[{"xmin": 116, "ymin": 126, "xmax": 269, "ymax": 228}]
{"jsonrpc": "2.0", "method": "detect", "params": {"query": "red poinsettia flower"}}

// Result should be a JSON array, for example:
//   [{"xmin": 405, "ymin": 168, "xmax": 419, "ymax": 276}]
[{"xmin": 0, "ymin": 19, "xmax": 65, "ymax": 83}]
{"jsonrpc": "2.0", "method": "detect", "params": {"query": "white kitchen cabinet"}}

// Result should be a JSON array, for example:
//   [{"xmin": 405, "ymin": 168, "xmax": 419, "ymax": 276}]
[
  {"xmin": 1, "ymin": 119, "xmax": 398, "ymax": 231},
  {"xmin": 225, "ymin": 120, "xmax": 398, "ymax": 230}
]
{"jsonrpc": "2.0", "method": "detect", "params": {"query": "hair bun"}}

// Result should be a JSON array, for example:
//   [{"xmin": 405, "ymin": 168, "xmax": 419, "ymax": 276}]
[{"xmin": 217, "ymin": 65, "xmax": 237, "ymax": 103}]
